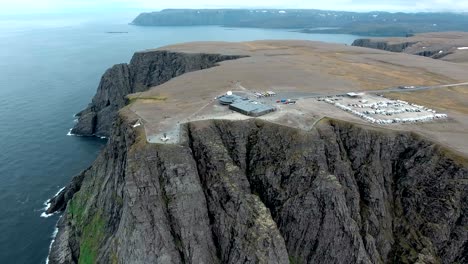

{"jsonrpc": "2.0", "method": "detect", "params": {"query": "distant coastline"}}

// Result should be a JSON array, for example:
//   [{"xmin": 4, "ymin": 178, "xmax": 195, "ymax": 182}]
[{"xmin": 131, "ymin": 9, "xmax": 468, "ymax": 37}]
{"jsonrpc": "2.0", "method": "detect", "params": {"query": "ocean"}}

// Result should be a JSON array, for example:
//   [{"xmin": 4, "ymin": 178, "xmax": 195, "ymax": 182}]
[{"xmin": 0, "ymin": 12, "xmax": 359, "ymax": 263}]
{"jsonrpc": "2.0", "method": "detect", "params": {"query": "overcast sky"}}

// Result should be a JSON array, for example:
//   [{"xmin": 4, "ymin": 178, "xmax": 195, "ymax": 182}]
[{"xmin": 1, "ymin": 0, "xmax": 468, "ymax": 14}]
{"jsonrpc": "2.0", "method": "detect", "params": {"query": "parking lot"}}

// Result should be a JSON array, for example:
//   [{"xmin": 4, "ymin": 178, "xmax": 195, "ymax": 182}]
[{"xmin": 319, "ymin": 94, "xmax": 448, "ymax": 124}]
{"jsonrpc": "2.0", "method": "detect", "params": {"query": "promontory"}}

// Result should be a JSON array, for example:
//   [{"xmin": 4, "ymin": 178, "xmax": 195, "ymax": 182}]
[{"xmin": 48, "ymin": 40, "xmax": 467, "ymax": 264}]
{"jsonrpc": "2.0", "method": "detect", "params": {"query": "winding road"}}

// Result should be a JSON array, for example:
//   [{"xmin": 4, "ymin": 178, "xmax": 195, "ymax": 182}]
[{"xmin": 367, "ymin": 81, "xmax": 468, "ymax": 94}]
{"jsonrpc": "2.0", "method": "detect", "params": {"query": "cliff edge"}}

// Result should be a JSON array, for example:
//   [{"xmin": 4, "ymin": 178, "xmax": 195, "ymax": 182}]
[
  {"xmin": 71, "ymin": 51, "xmax": 243, "ymax": 137},
  {"xmin": 352, "ymin": 32, "xmax": 468, "ymax": 63}
]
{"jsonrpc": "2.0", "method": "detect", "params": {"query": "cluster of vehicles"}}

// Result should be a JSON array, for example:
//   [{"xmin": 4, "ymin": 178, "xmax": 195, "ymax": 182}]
[
  {"xmin": 276, "ymin": 98, "xmax": 297, "ymax": 104},
  {"xmin": 252, "ymin": 90, "xmax": 297, "ymax": 104},
  {"xmin": 322, "ymin": 97, "xmax": 448, "ymax": 125},
  {"xmin": 317, "ymin": 96, "xmax": 343, "ymax": 102},
  {"xmin": 254, "ymin": 91, "xmax": 276, "ymax": 98},
  {"xmin": 398, "ymin": 85, "xmax": 418, "ymax": 89},
  {"xmin": 349, "ymin": 100, "xmax": 423, "ymax": 116}
]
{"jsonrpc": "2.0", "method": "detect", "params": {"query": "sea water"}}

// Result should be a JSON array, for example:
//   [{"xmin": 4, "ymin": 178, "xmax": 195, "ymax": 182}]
[{"xmin": 0, "ymin": 12, "xmax": 359, "ymax": 263}]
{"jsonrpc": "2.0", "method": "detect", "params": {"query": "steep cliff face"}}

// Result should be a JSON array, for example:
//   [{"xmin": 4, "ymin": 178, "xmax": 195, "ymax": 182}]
[
  {"xmin": 352, "ymin": 39, "xmax": 417, "ymax": 53},
  {"xmin": 351, "ymin": 39, "xmax": 454, "ymax": 60},
  {"xmin": 48, "ymin": 117, "xmax": 467, "ymax": 264},
  {"xmin": 71, "ymin": 51, "xmax": 244, "ymax": 137}
]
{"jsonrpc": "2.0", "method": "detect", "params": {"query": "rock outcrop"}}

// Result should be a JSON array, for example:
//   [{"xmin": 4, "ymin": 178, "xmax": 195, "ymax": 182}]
[
  {"xmin": 48, "ymin": 117, "xmax": 468, "ymax": 264},
  {"xmin": 71, "ymin": 51, "xmax": 244, "ymax": 137},
  {"xmin": 351, "ymin": 36, "xmax": 463, "ymax": 61},
  {"xmin": 352, "ymin": 39, "xmax": 417, "ymax": 53}
]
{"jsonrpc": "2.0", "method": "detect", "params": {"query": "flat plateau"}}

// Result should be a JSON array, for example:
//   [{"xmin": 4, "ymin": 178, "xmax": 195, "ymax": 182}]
[{"xmin": 123, "ymin": 40, "xmax": 468, "ymax": 155}]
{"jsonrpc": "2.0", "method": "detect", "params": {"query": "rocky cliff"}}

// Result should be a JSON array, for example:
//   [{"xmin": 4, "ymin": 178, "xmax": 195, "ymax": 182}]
[
  {"xmin": 351, "ymin": 38, "xmax": 455, "ymax": 60},
  {"xmin": 352, "ymin": 39, "xmax": 417, "ymax": 53},
  {"xmin": 48, "ymin": 116, "xmax": 467, "ymax": 264},
  {"xmin": 71, "ymin": 51, "xmax": 243, "ymax": 138}
]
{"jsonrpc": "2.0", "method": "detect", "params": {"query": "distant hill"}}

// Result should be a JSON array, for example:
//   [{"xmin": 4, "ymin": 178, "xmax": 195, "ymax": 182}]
[{"xmin": 132, "ymin": 9, "xmax": 468, "ymax": 37}]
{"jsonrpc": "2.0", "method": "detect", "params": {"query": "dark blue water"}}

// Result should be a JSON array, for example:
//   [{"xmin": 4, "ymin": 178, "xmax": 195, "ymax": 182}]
[{"xmin": 0, "ymin": 13, "xmax": 359, "ymax": 264}]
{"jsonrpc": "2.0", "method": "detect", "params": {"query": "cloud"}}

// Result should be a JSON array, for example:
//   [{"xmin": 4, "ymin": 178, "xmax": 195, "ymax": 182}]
[
  {"xmin": 1, "ymin": 0, "xmax": 467, "ymax": 14},
  {"xmin": 114, "ymin": 0, "xmax": 468, "ymax": 11}
]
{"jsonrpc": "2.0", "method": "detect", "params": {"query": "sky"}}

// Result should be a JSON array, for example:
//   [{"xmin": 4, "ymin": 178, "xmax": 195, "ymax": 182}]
[{"xmin": 1, "ymin": 0, "xmax": 468, "ymax": 14}]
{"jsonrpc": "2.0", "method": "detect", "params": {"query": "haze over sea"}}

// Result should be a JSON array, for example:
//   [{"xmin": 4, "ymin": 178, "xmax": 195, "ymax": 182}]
[{"xmin": 0, "ymin": 12, "xmax": 359, "ymax": 263}]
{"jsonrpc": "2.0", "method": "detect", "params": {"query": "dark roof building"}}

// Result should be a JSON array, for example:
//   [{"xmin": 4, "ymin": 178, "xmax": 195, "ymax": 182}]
[
  {"xmin": 218, "ymin": 94, "xmax": 244, "ymax": 105},
  {"xmin": 229, "ymin": 101, "xmax": 276, "ymax": 117},
  {"xmin": 218, "ymin": 92, "xmax": 276, "ymax": 117}
]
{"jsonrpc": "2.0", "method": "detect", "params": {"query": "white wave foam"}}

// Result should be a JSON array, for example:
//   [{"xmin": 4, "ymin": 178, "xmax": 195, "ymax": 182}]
[
  {"xmin": 40, "ymin": 201, "xmax": 52, "ymax": 217},
  {"xmin": 67, "ymin": 128, "xmax": 109, "ymax": 139},
  {"xmin": 53, "ymin": 187, "xmax": 66, "ymax": 197},
  {"xmin": 41, "ymin": 190, "xmax": 65, "ymax": 264},
  {"xmin": 40, "ymin": 187, "xmax": 65, "ymax": 218},
  {"xmin": 67, "ymin": 128, "xmax": 92, "ymax": 137},
  {"xmin": 41, "ymin": 211, "xmax": 54, "ymax": 218},
  {"xmin": 45, "ymin": 223, "xmax": 60, "ymax": 264},
  {"xmin": 54, "ymin": 187, "xmax": 65, "ymax": 196},
  {"xmin": 66, "ymin": 129, "xmax": 84, "ymax": 137}
]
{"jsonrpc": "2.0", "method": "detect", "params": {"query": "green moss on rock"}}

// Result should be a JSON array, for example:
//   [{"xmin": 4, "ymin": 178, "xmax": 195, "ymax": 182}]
[{"xmin": 78, "ymin": 212, "xmax": 106, "ymax": 264}]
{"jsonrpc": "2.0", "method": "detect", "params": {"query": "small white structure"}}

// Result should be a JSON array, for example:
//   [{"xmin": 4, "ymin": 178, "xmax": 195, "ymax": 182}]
[
  {"xmin": 161, "ymin": 133, "xmax": 171, "ymax": 142},
  {"xmin": 347, "ymin": 92, "xmax": 363, "ymax": 98},
  {"xmin": 227, "ymin": 91, "xmax": 233, "ymax": 96},
  {"xmin": 132, "ymin": 119, "xmax": 142, "ymax": 128}
]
